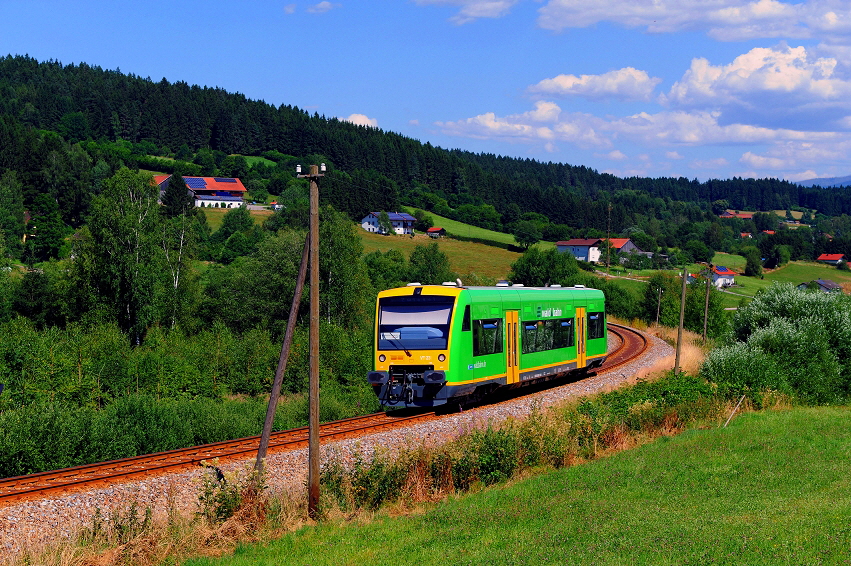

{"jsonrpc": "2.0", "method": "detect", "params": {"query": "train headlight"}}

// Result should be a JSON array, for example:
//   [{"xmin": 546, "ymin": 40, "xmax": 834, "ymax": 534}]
[
  {"xmin": 438, "ymin": 354, "xmax": 446, "ymax": 362},
  {"xmin": 378, "ymin": 354, "xmax": 386, "ymax": 363}
]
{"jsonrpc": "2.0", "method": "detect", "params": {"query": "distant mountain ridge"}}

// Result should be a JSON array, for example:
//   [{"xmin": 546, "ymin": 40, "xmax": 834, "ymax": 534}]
[{"xmin": 796, "ymin": 175, "xmax": 851, "ymax": 188}]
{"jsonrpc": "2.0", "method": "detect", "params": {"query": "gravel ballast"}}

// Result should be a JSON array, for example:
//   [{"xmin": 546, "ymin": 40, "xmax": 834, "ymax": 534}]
[{"xmin": 0, "ymin": 330, "xmax": 674, "ymax": 561}]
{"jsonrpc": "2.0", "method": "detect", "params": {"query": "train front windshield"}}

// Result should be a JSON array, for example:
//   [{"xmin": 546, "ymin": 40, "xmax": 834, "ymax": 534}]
[{"xmin": 378, "ymin": 295, "xmax": 455, "ymax": 351}]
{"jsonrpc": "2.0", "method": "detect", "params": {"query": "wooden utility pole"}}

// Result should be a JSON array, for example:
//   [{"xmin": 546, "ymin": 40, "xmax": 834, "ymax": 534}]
[
  {"xmin": 606, "ymin": 202, "xmax": 612, "ymax": 274},
  {"xmin": 702, "ymin": 264, "xmax": 712, "ymax": 344},
  {"xmin": 298, "ymin": 163, "xmax": 324, "ymax": 519},
  {"xmin": 674, "ymin": 263, "xmax": 688, "ymax": 374}
]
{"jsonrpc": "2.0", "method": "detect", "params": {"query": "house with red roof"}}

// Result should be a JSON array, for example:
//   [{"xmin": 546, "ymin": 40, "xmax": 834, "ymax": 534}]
[
  {"xmin": 555, "ymin": 238, "xmax": 642, "ymax": 263},
  {"xmin": 719, "ymin": 210, "xmax": 754, "ymax": 220},
  {"xmin": 154, "ymin": 175, "xmax": 247, "ymax": 208},
  {"xmin": 711, "ymin": 265, "xmax": 737, "ymax": 288},
  {"xmin": 817, "ymin": 253, "xmax": 845, "ymax": 265},
  {"xmin": 427, "ymin": 226, "xmax": 446, "ymax": 238}
]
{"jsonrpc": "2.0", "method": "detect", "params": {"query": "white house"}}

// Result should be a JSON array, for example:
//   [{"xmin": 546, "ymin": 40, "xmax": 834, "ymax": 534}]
[
  {"xmin": 711, "ymin": 266, "xmax": 736, "ymax": 288},
  {"xmin": 154, "ymin": 175, "xmax": 247, "ymax": 208},
  {"xmin": 555, "ymin": 238, "xmax": 642, "ymax": 264},
  {"xmin": 361, "ymin": 212, "xmax": 416, "ymax": 235},
  {"xmin": 556, "ymin": 239, "xmax": 603, "ymax": 262}
]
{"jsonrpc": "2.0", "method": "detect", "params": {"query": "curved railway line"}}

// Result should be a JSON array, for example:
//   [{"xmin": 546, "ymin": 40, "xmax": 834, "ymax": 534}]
[{"xmin": 0, "ymin": 323, "xmax": 648, "ymax": 507}]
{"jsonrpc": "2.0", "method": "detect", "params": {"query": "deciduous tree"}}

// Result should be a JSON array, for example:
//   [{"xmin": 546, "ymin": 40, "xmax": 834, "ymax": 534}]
[{"xmin": 73, "ymin": 168, "xmax": 164, "ymax": 344}]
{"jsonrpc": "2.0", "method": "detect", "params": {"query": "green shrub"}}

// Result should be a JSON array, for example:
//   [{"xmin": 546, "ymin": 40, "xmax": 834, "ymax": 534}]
[{"xmin": 703, "ymin": 283, "xmax": 851, "ymax": 404}]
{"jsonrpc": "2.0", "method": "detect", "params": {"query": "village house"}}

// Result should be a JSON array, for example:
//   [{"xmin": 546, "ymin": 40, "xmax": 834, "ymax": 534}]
[
  {"xmin": 817, "ymin": 253, "xmax": 845, "ymax": 265},
  {"xmin": 797, "ymin": 279, "xmax": 842, "ymax": 293},
  {"xmin": 154, "ymin": 175, "xmax": 247, "ymax": 208},
  {"xmin": 719, "ymin": 210, "xmax": 754, "ymax": 220},
  {"xmin": 556, "ymin": 238, "xmax": 642, "ymax": 263},
  {"xmin": 711, "ymin": 265, "xmax": 736, "ymax": 288},
  {"xmin": 360, "ymin": 212, "xmax": 416, "ymax": 235},
  {"xmin": 427, "ymin": 226, "xmax": 446, "ymax": 238}
]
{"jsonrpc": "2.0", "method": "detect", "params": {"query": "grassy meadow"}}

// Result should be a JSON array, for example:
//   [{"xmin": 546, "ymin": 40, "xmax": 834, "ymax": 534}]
[
  {"xmin": 360, "ymin": 230, "xmax": 522, "ymax": 281},
  {"xmin": 185, "ymin": 406, "xmax": 851, "ymax": 565}
]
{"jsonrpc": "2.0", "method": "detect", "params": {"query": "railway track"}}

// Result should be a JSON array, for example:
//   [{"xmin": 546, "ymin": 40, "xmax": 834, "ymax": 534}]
[{"xmin": 0, "ymin": 323, "xmax": 649, "ymax": 506}]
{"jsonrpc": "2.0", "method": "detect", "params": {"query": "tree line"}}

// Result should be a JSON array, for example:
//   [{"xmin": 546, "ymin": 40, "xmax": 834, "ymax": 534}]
[{"xmin": 4, "ymin": 54, "xmax": 851, "ymax": 255}]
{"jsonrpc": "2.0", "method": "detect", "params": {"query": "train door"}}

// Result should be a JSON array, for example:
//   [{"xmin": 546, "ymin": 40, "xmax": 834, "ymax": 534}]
[
  {"xmin": 576, "ymin": 307, "xmax": 587, "ymax": 368},
  {"xmin": 505, "ymin": 310, "xmax": 520, "ymax": 384}
]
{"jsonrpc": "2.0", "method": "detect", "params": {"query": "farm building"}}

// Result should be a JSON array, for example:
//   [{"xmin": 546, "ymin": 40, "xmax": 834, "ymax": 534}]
[
  {"xmin": 711, "ymin": 266, "xmax": 737, "ymax": 288},
  {"xmin": 361, "ymin": 212, "xmax": 416, "ymax": 235},
  {"xmin": 797, "ymin": 279, "xmax": 842, "ymax": 293},
  {"xmin": 556, "ymin": 238, "xmax": 642, "ymax": 263},
  {"xmin": 154, "ymin": 175, "xmax": 246, "ymax": 208},
  {"xmin": 719, "ymin": 210, "xmax": 754, "ymax": 219},
  {"xmin": 427, "ymin": 227, "xmax": 446, "ymax": 238},
  {"xmin": 817, "ymin": 253, "xmax": 845, "ymax": 265}
]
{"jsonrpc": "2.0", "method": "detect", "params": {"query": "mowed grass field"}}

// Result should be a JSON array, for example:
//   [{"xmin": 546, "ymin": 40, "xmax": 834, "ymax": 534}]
[
  {"xmin": 186, "ymin": 406, "xmax": 851, "ymax": 565},
  {"xmin": 401, "ymin": 207, "xmax": 556, "ymax": 251},
  {"xmin": 361, "ymin": 231, "xmax": 522, "ymax": 281},
  {"xmin": 205, "ymin": 207, "xmax": 273, "ymax": 231}
]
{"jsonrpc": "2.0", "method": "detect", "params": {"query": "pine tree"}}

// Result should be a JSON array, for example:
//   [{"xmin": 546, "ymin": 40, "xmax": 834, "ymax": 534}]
[{"xmin": 161, "ymin": 172, "xmax": 194, "ymax": 218}]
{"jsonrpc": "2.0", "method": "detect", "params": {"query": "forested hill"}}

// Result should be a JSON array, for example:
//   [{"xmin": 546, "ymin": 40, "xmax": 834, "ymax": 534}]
[{"xmin": 3, "ymin": 53, "xmax": 851, "ymax": 229}]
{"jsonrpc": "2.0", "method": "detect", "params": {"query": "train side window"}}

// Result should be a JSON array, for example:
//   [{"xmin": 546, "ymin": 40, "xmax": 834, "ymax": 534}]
[
  {"xmin": 523, "ymin": 321, "xmax": 556, "ymax": 353},
  {"xmin": 554, "ymin": 318, "xmax": 574, "ymax": 348},
  {"xmin": 462, "ymin": 305, "xmax": 471, "ymax": 332},
  {"xmin": 587, "ymin": 312, "xmax": 605, "ymax": 340},
  {"xmin": 522, "ymin": 322, "xmax": 538, "ymax": 354},
  {"xmin": 473, "ymin": 319, "xmax": 503, "ymax": 356}
]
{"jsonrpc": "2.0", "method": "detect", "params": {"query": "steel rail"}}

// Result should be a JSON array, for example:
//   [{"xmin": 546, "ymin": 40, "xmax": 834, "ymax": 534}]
[{"xmin": 0, "ymin": 323, "xmax": 649, "ymax": 506}]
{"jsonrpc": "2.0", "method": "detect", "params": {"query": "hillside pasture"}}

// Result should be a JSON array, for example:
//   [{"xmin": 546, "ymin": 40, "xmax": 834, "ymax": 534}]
[
  {"xmin": 203, "ymin": 207, "xmax": 273, "ymax": 231},
  {"xmin": 400, "ymin": 206, "xmax": 555, "ymax": 251},
  {"xmin": 360, "ymin": 231, "xmax": 521, "ymax": 281}
]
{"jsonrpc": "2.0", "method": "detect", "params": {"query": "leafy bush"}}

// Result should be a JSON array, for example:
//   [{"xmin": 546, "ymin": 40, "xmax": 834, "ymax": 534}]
[{"xmin": 701, "ymin": 283, "xmax": 851, "ymax": 404}]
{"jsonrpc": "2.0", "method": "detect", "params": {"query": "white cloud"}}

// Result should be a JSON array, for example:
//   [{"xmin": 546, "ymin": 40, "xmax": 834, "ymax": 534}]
[
  {"xmin": 343, "ymin": 113, "xmax": 378, "ymax": 127},
  {"xmin": 528, "ymin": 67, "xmax": 662, "ymax": 101},
  {"xmin": 526, "ymin": 100, "xmax": 561, "ymax": 122},
  {"xmin": 666, "ymin": 151, "xmax": 684, "ymax": 159},
  {"xmin": 690, "ymin": 157, "xmax": 730, "ymax": 169},
  {"xmin": 436, "ymin": 104, "xmax": 611, "ymax": 148},
  {"xmin": 414, "ymin": 0, "xmax": 519, "ymax": 24},
  {"xmin": 536, "ymin": 1, "xmax": 851, "ymax": 42},
  {"xmin": 605, "ymin": 109, "xmax": 814, "ymax": 145},
  {"xmin": 307, "ymin": 1, "xmax": 340, "ymax": 14},
  {"xmin": 740, "ymin": 151, "xmax": 786, "ymax": 169},
  {"xmin": 661, "ymin": 45, "xmax": 851, "ymax": 110},
  {"xmin": 783, "ymin": 169, "xmax": 820, "ymax": 181},
  {"xmin": 604, "ymin": 150, "xmax": 628, "ymax": 160},
  {"xmin": 284, "ymin": 4, "xmax": 296, "ymax": 14}
]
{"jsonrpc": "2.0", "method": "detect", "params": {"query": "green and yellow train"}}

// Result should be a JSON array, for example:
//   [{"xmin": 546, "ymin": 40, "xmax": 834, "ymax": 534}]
[{"xmin": 367, "ymin": 282, "xmax": 608, "ymax": 407}]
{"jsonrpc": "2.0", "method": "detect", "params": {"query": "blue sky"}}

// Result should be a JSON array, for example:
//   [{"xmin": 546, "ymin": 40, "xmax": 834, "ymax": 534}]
[{"xmin": 2, "ymin": 0, "xmax": 851, "ymax": 182}]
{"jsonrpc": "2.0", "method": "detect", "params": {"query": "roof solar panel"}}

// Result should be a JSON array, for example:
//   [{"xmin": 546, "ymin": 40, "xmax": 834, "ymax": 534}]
[
  {"xmin": 185, "ymin": 177, "xmax": 207, "ymax": 189},
  {"xmin": 213, "ymin": 177, "xmax": 237, "ymax": 183}
]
